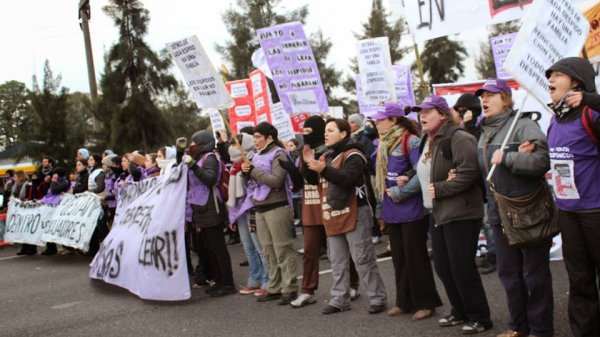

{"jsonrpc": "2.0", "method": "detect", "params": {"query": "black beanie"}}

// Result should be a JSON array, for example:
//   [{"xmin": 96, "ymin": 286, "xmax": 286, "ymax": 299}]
[
  {"xmin": 303, "ymin": 116, "xmax": 325, "ymax": 149},
  {"xmin": 191, "ymin": 130, "xmax": 216, "ymax": 154},
  {"xmin": 253, "ymin": 122, "xmax": 278, "ymax": 140},
  {"xmin": 454, "ymin": 93, "xmax": 482, "ymax": 117}
]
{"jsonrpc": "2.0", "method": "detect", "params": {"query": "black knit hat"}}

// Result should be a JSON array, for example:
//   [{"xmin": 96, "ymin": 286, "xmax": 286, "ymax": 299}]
[{"xmin": 253, "ymin": 122, "xmax": 278, "ymax": 140}]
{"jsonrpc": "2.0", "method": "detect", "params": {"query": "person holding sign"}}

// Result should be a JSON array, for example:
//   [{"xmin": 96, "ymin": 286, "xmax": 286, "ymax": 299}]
[
  {"xmin": 183, "ymin": 130, "xmax": 235, "ymax": 297},
  {"xmin": 305, "ymin": 118, "xmax": 387, "ymax": 315},
  {"xmin": 414, "ymin": 96, "xmax": 492, "ymax": 334},
  {"xmin": 371, "ymin": 102, "xmax": 442, "ymax": 320},
  {"xmin": 546, "ymin": 57, "xmax": 600, "ymax": 337},
  {"xmin": 476, "ymin": 79, "xmax": 553, "ymax": 337},
  {"xmin": 242, "ymin": 122, "xmax": 298, "ymax": 305}
]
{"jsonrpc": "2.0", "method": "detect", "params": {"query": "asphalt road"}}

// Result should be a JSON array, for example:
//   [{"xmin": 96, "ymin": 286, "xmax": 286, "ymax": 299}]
[{"xmin": 0, "ymin": 235, "xmax": 573, "ymax": 337}]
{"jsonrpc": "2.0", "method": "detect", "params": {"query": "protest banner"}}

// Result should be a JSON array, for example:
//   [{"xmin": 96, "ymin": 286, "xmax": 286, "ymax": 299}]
[
  {"xmin": 491, "ymin": 33, "xmax": 517, "ymax": 79},
  {"xmin": 4, "ymin": 200, "xmax": 56, "ymax": 246},
  {"xmin": 584, "ymin": 2, "xmax": 600, "ymax": 62},
  {"xmin": 257, "ymin": 22, "xmax": 328, "ymax": 114},
  {"xmin": 226, "ymin": 79, "xmax": 257, "ymax": 134},
  {"xmin": 290, "ymin": 112, "xmax": 309, "ymax": 133},
  {"xmin": 90, "ymin": 164, "xmax": 190, "ymax": 301},
  {"xmin": 167, "ymin": 36, "xmax": 233, "ymax": 110},
  {"xmin": 250, "ymin": 69, "xmax": 272, "ymax": 124},
  {"xmin": 270, "ymin": 103, "xmax": 296, "ymax": 141},
  {"xmin": 114, "ymin": 177, "xmax": 159, "ymax": 225},
  {"xmin": 357, "ymin": 37, "xmax": 396, "ymax": 106},
  {"xmin": 42, "ymin": 193, "xmax": 102, "ymax": 251},
  {"xmin": 503, "ymin": 0, "xmax": 590, "ymax": 105},
  {"xmin": 357, "ymin": 64, "xmax": 415, "ymax": 117}
]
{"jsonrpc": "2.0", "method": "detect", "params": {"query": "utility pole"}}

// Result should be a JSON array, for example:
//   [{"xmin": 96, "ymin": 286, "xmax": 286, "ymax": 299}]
[{"xmin": 79, "ymin": 0, "xmax": 100, "ymax": 130}]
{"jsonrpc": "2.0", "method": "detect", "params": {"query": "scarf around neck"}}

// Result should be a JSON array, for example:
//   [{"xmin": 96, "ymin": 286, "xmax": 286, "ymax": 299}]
[{"xmin": 375, "ymin": 125, "xmax": 406, "ymax": 200}]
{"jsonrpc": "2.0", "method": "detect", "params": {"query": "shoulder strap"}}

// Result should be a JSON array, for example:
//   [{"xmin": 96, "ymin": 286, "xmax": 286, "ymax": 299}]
[
  {"xmin": 582, "ymin": 106, "xmax": 599, "ymax": 145},
  {"xmin": 401, "ymin": 132, "xmax": 413, "ymax": 156}
]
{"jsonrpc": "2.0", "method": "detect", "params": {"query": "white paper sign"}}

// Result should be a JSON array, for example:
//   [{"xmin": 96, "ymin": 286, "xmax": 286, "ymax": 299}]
[
  {"xmin": 503, "ymin": 0, "xmax": 590, "ymax": 105},
  {"xmin": 357, "ymin": 37, "xmax": 396, "ymax": 105},
  {"xmin": 42, "ymin": 193, "xmax": 102, "ymax": 251},
  {"xmin": 167, "ymin": 36, "xmax": 233, "ymax": 110},
  {"xmin": 90, "ymin": 165, "xmax": 190, "ymax": 301},
  {"xmin": 270, "ymin": 103, "xmax": 296, "ymax": 141},
  {"xmin": 4, "ymin": 200, "xmax": 56, "ymax": 246}
]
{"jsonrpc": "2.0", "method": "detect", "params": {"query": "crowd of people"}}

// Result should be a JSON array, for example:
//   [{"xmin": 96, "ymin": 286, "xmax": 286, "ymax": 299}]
[{"xmin": 2, "ymin": 57, "xmax": 600, "ymax": 337}]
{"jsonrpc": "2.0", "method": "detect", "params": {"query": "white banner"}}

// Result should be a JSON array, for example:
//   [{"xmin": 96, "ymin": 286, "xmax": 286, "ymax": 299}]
[
  {"xmin": 270, "ymin": 102, "xmax": 296, "ymax": 141},
  {"xmin": 167, "ymin": 36, "xmax": 233, "ymax": 110},
  {"xmin": 4, "ymin": 200, "xmax": 56, "ymax": 246},
  {"xmin": 42, "ymin": 193, "xmax": 102, "ymax": 251},
  {"xmin": 503, "ymin": 0, "xmax": 589, "ymax": 105},
  {"xmin": 357, "ymin": 37, "xmax": 396, "ymax": 105},
  {"xmin": 89, "ymin": 165, "xmax": 191, "ymax": 301},
  {"xmin": 114, "ymin": 177, "xmax": 160, "ymax": 225}
]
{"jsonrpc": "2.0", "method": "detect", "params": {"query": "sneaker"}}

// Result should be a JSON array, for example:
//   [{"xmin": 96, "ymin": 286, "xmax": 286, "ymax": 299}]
[
  {"xmin": 297, "ymin": 248, "xmax": 304, "ymax": 255},
  {"xmin": 438, "ymin": 314, "xmax": 466, "ymax": 327},
  {"xmin": 204, "ymin": 284, "xmax": 222, "ymax": 295},
  {"xmin": 278, "ymin": 292, "xmax": 298, "ymax": 305},
  {"xmin": 290, "ymin": 293, "xmax": 316, "ymax": 308},
  {"xmin": 377, "ymin": 250, "xmax": 392, "ymax": 259},
  {"xmin": 478, "ymin": 255, "xmax": 496, "ymax": 275},
  {"xmin": 368, "ymin": 304, "xmax": 387, "ymax": 314},
  {"xmin": 210, "ymin": 285, "xmax": 236, "ymax": 297},
  {"xmin": 461, "ymin": 322, "xmax": 490, "ymax": 335},
  {"xmin": 239, "ymin": 260, "xmax": 249, "ymax": 267},
  {"xmin": 256, "ymin": 292, "xmax": 282, "ymax": 302},
  {"xmin": 253, "ymin": 289, "xmax": 267, "ymax": 297},
  {"xmin": 496, "ymin": 331, "xmax": 528, "ymax": 337},
  {"xmin": 350, "ymin": 288, "xmax": 360, "ymax": 301},
  {"xmin": 371, "ymin": 236, "xmax": 382, "ymax": 244},
  {"xmin": 322, "ymin": 304, "xmax": 350, "ymax": 315},
  {"xmin": 239, "ymin": 286, "xmax": 259, "ymax": 295}
]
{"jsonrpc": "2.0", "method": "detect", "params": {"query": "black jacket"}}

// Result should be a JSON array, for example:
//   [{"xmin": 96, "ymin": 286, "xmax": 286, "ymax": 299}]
[
  {"xmin": 73, "ymin": 170, "xmax": 89, "ymax": 194},
  {"xmin": 189, "ymin": 152, "xmax": 225, "ymax": 227}
]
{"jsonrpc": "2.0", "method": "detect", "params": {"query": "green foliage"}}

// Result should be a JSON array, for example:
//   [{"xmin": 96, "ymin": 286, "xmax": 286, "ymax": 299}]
[
  {"xmin": 420, "ymin": 36, "xmax": 469, "ymax": 84},
  {"xmin": 159, "ymin": 86, "xmax": 210, "ymax": 140},
  {"xmin": 99, "ymin": 0, "xmax": 177, "ymax": 153},
  {"xmin": 0, "ymin": 81, "xmax": 33, "ymax": 149},
  {"xmin": 475, "ymin": 20, "xmax": 521, "ymax": 79}
]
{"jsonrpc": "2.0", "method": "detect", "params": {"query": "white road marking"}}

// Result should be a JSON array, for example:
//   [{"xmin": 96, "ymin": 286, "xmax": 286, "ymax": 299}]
[
  {"xmin": 0, "ymin": 255, "xmax": 25, "ymax": 261},
  {"xmin": 51, "ymin": 301, "xmax": 83, "ymax": 310}
]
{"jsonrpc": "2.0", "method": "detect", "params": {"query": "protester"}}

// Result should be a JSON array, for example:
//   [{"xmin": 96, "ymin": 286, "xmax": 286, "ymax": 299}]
[
  {"xmin": 144, "ymin": 153, "xmax": 160, "ymax": 178},
  {"xmin": 242, "ymin": 122, "xmax": 298, "ymax": 305},
  {"xmin": 304, "ymin": 118, "xmax": 387, "ymax": 315},
  {"xmin": 476, "ymin": 78, "xmax": 553, "ymax": 337},
  {"xmin": 227, "ymin": 133, "xmax": 269, "ymax": 296},
  {"xmin": 348, "ymin": 113, "xmax": 375, "ymax": 156},
  {"xmin": 12, "ymin": 171, "xmax": 36, "ymax": 256},
  {"xmin": 87, "ymin": 153, "xmax": 105, "ymax": 194},
  {"xmin": 546, "ymin": 57, "xmax": 600, "ymax": 337},
  {"xmin": 372, "ymin": 102, "xmax": 441, "ymax": 320},
  {"xmin": 100, "ymin": 154, "xmax": 119, "ymax": 227},
  {"xmin": 184, "ymin": 130, "xmax": 235, "ymax": 297},
  {"xmin": 157, "ymin": 146, "xmax": 177, "ymax": 175},
  {"xmin": 72, "ymin": 159, "xmax": 89, "ymax": 194},
  {"xmin": 285, "ymin": 138, "xmax": 302, "ymax": 237},
  {"xmin": 414, "ymin": 95, "xmax": 492, "ymax": 334},
  {"xmin": 124, "ymin": 153, "xmax": 146, "ymax": 182},
  {"xmin": 77, "ymin": 148, "xmax": 90, "ymax": 161},
  {"xmin": 452, "ymin": 93, "xmax": 496, "ymax": 275}
]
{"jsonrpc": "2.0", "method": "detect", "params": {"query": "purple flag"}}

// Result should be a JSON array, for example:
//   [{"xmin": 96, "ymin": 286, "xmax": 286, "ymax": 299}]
[
  {"xmin": 491, "ymin": 33, "xmax": 517, "ymax": 79},
  {"xmin": 357, "ymin": 64, "xmax": 415, "ymax": 117},
  {"xmin": 257, "ymin": 22, "xmax": 328, "ymax": 114}
]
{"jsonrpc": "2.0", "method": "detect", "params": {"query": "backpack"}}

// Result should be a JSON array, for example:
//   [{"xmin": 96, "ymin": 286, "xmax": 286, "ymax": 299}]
[{"xmin": 201, "ymin": 153, "xmax": 230, "ymax": 202}]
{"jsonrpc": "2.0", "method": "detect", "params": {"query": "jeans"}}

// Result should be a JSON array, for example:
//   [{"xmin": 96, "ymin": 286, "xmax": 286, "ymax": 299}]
[{"xmin": 238, "ymin": 211, "xmax": 269, "ymax": 289}]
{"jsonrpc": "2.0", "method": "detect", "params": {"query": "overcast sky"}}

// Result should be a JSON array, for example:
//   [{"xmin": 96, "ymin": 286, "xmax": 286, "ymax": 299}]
[{"xmin": 0, "ymin": 0, "xmax": 595, "ymax": 95}]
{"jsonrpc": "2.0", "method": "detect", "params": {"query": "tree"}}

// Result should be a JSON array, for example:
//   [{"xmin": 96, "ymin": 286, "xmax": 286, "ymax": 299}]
[
  {"xmin": 99, "ymin": 0, "xmax": 177, "ymax": 153},
  {"xmin": 216, "ymin": 0, "xmax": 308, "ymax": 81},
  {"xmin": 419, "ymin": 36, "xmax": 468, "ymax": 84},
  {"xmin": 23, "ymin": 61, "xmax": 76, "ymax": 167},
  {"xmin": 160, "ymin": 86, "xmax": 210, "ymax": 140},
  {"xmin": 475, "ymin": 20, "xmax": 521, "ymax": 79},
  {"xmin": 0, "ymin": 81, "xmax": 33, "ymax": 149}
]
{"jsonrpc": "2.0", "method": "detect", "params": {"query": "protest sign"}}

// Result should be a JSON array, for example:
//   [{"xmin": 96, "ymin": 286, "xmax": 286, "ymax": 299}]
[
  {"xmin": 328, "ymin": 106, "xmax": 344, "ymax": 119},
  {"xmin": 42, "ymin": 193, "xmax": 102, "ymax": 251},
  {"xmin": 290, "ymin": 112, "xmax": 309, "ymax": 133},
  {"xmin": 226, "ymin": 79, "xmax": 257, "ymax": 134},
  {"xmin": 584, "ymin": 2, "xmax": 600, "ymax": 62},
  {"xmin": 4, "ymin": 200, "xmax": 55, "ymax": 246},
  {"xmin": 257, "ymin": 22, "xmax": 328, "ymax": 114},
  {"xmin": 357, "ymin": 37, "xmax": 396, "ymax": 106},
  {"xmin": 90, "ymin": 165, "xmax": 190, "ymax": 301},
  {"xmin": 503, "ymin": 0, "xmax": 590, "ymax": 105},
  {"xmin": 491, "ymin": 33, "xmax": 517, "ymax": 79},
  {"xmin": 205, "ymin": 108, "xmax": 226, "ymax": 132},
  {"xmin": 270, "ymin": 103, "xmax": 295, "ymax": 141},
  {"xmin": 357, "ymin": 64, "xmax": 415, "ymax": 117},
  {"xmin": 167, "ymin": 36, "xmax": 233, "ymax": 109},
  {"xmin": 250, "ymin": 69, "xmax": 272, "ymax": 124}
]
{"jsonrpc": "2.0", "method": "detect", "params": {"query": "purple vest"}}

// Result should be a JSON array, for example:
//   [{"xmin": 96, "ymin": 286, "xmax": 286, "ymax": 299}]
[
  {"xmin": 379, "ymin": 137, "xmax": 424, "ymax": 223},
  {"xmin": 41, "ymin": 190, "xmax": 61, "ymax": 206},
  {"xmin": 187, "ymin": 153, "xmax": 221, "ymax": 206},
  {"xmin": 247, "ymin": 147, "xmax": 292, "ymax": 206},
  {"xmin": 548, "ymin": 111, "xmax": 600, "ymax": 211},
  {"xmin": 104, "ymin": 173, "xmax": 117, "ymax": 209}
]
